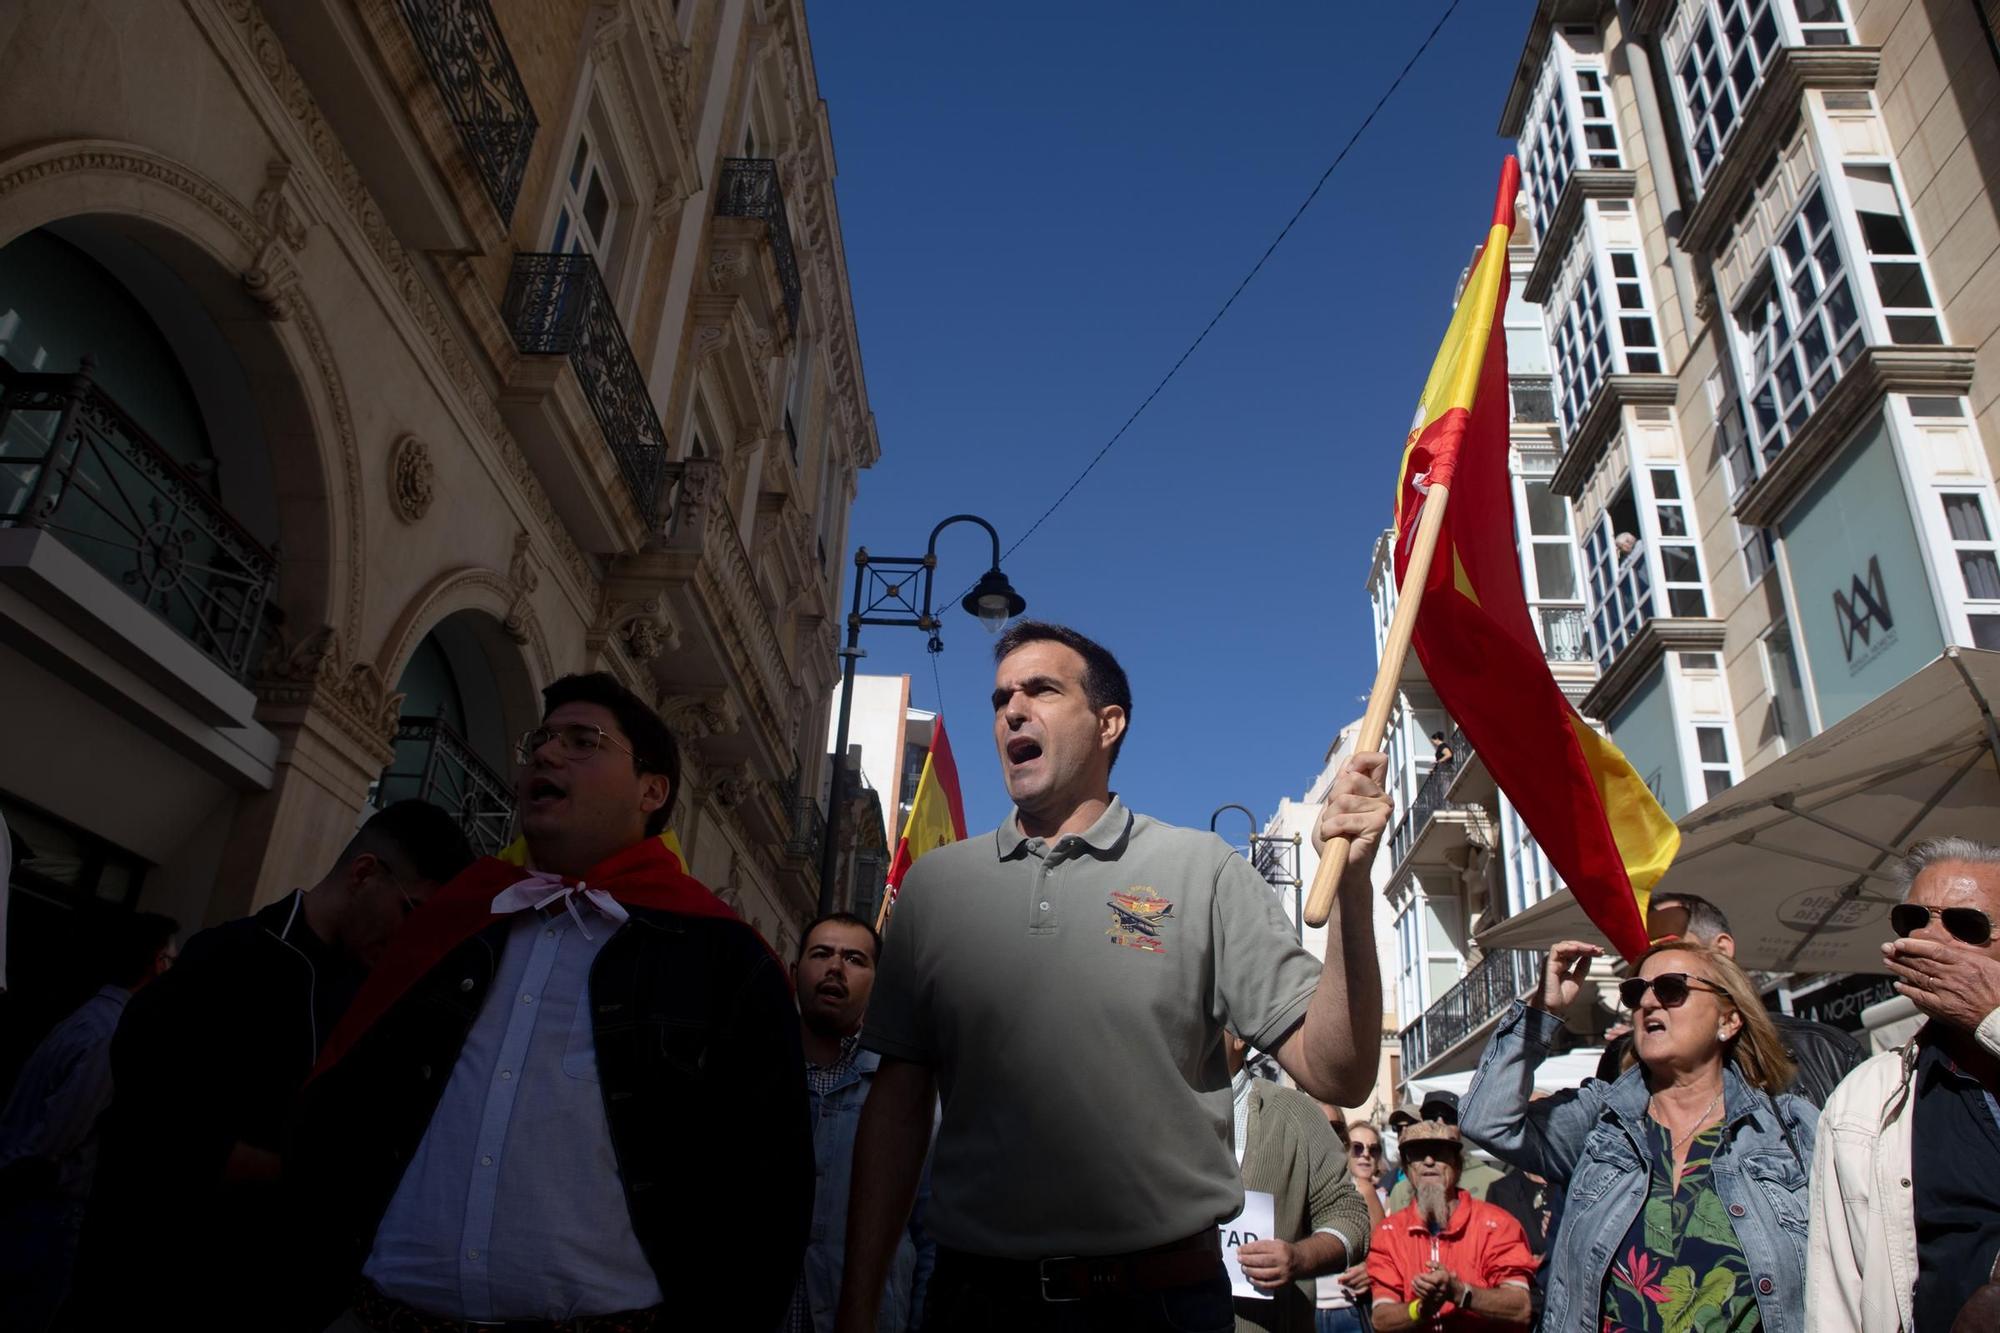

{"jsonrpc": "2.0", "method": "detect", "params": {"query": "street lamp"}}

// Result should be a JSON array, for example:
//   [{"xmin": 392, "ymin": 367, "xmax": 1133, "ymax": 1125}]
[
  {"xmin": 1210, "ymin": 802, "xmax": 1306, "ymax": 942},
  {"xmin": 819, "ymin": 515, "xmax": 1025, "ymax": 912}
]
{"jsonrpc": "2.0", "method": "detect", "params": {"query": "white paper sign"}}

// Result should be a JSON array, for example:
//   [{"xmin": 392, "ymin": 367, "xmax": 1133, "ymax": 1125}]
[{"xmin": 1218, "ymin": 1188, "xmax": 1277, "ymax": 1300}]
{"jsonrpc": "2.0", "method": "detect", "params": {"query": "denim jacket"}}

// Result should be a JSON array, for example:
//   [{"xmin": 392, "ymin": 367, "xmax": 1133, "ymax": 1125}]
[
  {"xmin": 1460, "ymin": 1002, "xmax": 1818, "ymax": 1333},
  {"xmin": 798, "ymin": 1047, "xmax": 935, "ymax": 1333}
]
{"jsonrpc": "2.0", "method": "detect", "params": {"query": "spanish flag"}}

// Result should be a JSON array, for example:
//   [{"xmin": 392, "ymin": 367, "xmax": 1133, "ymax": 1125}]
[
  {"xmin": 1395, "ymin": 157, "xmax": 1676, "ymax": 963},
  {"xmin": 881, "ymin": 719, "xmax": 967, "ymax": 927}
]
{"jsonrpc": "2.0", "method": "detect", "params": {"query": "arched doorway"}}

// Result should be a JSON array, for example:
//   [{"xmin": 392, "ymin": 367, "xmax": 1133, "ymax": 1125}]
[{"xmin": 373, "ymin": 611, "xmax": 531, "ymax": 856}]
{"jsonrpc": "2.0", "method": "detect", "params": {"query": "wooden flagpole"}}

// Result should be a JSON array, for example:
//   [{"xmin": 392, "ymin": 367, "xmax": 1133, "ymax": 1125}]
[{"xmin": 1302, "ymin": 481, "xmax": 1452, "ymax": 927}]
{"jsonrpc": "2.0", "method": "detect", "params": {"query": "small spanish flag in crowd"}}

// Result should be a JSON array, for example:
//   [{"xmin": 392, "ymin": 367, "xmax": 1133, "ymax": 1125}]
[
  {"xmin": 879, "ymin": 719, "xmax": 967, "ymax": 930},
  {"xmin": 1393, "ymin": 157, "xmax": 1677, "ymax": 963}
]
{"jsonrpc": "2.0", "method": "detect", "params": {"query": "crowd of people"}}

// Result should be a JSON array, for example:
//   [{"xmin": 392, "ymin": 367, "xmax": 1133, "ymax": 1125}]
[{"xmin": 0, "ymin": 619, "xmax": 1992, "ymax": 1332}]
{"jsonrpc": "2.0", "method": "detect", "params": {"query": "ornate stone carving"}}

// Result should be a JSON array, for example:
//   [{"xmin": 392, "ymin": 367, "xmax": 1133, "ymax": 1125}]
[
  {"xmin": 255, "ymin": 622, "xmax": 403, "ymax": 753},
  {"xmin": 707, "ymin": 247, "xmax": 751, "ymax": 293},
  {"xmin": 599, "ymin": 589, "xmax": 679, "ymax": 662},
  {"xmin": 389, "ymin": 433, "xmax": 435, "ymax": 523},
  {"xmin": 709, "ymin": 762, "xmax": 751, "ymax": 809},
  {"xmin": 661, "ymin": 689, "xmax": 741, "ymax": 744},
  {"xmin": 253, "ymin": 160, "xmax": 310, "ymax": 253},
  {"xmin": 503, "ymin": 530, "xmax": 539, "ymax": 645}
]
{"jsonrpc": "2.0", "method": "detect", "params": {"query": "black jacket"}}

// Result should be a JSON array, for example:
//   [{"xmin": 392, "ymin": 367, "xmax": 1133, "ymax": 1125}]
[
  {"xmin": 1593, "ymin": 1010, "xmax": 1866, "ymax": 1106},
  {"xmin": 288, "ymin": 905, "xmax": 811, "ymax": 1329},
  {"xmin": 72, "ymin": 892, "xmax": 357, "ymax": 1330}
]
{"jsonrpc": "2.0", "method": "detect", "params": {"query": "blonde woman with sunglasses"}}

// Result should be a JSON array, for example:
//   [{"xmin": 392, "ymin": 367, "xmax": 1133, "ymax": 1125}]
[{"xmin": 1459, "ymin": 939, "xmax": 1816, "ymax": 1333}]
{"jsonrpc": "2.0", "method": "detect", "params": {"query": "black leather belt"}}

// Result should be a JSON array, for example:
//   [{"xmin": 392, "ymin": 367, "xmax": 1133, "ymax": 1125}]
[{"xmin": 937, "ymin": 1229, "xmax": 1226, "ymax": 1303}]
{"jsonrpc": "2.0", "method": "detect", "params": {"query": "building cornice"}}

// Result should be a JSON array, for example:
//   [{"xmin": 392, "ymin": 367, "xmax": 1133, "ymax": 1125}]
[
  {"xmin": 1735, "ymin": 345, "xmax": 1978, "ymax": 528},
  {"xmin": 1678, "ymin": 47, "xmax": 1882, "ymax": 258},
  {"xmin": 1498, "ymin": 0, "xmax": 1606, "ymax": 135},
  {"xmin": 1580, "ymin": 617, "xmax": 1727, "ymax": 719},
  {"xmin": 1551, "ymin": 374, "xmax": 1680, "ymax": 498},
  {"xmin": 1524, "ymin": 169, "xmax": 1640, "ymax": 304}
]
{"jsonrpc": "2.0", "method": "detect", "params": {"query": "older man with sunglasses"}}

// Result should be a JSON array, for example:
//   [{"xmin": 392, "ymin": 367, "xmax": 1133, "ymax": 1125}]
[
  {"xmin": 1810, "ymin": 835, "xmax": 2000, "ymax": 1333},
  {"xmin": 291, "ymin": 672, "xmax": 811, "ymax": 1333}
]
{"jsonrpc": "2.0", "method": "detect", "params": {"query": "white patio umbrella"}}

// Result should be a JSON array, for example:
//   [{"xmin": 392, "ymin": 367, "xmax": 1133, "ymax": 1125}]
[{"xmin": 1475, "ymin": 646, "xmax": 2000, "ymax": 975}]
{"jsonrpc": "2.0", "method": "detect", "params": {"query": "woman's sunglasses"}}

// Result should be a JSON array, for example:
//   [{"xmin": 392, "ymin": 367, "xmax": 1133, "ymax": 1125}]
[
  {"xmin": 1348, "ymin": 1141, "xmax": 1381, "ymax": 1157},
  {"xmin": 1890, "ymin": 903, "xmax": 1994, "ymax": 946},
  {"xmin": 1618, "ymin": 972, "xmax": 1730, "ymax": 1009}
]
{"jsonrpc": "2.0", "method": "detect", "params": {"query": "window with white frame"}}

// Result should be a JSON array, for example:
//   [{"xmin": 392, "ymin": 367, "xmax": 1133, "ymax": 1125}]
[
  {"xmin": 1586, "ymin": 484, "xmax": 1653, "ymax": 665},
  {"xmin": 1736, "ymin": 184, "xmax": 1862, "ymax": 462},
  {"xmin": 1499, "ymin": 794, "xmax": 1563, "ymax": 920},
  {"xmin": 1738, "ymin": 520, "xmax": 1776, "ymax": 585},
  {"xmin": 1846, "ymin": 165, "xmax": 1944, "ymax": 347},
  {"xmin": 1650, "ymin": 467, "xmax": 1709, "ymax": 617},
  {"xmin": 1396, "ymin": 898, "xmax": 1424, "ymax": 1015},
  {"xmin": 1694, "ymin": 722, "xmax": 1737, "ymax": 801},
  {"xmin": 1669, "ymin": 0, "xmax": 1785, "ymax": 185},
  {"xmin": 553, "ymin": 121, "xmax": 617, "ymax": 265},
  {"xmin": 1520, "ymin": 40, "xmax": 1623, "ymax": 238},
  {"xmin": 1555, "ymin": 263, "xmax": 1612, "ymax": 433},
  {"xmin": 1521, "ymin": 477, "xmax": 1582, "ymax": 604},
  {"xmin": 1793, "ymin": 0, "xmax": 1855, "ymax": 45},
  {"xmin": 1610, "ymin": 251, "xmax": 1663, "ymax": 373},
  {"xmin": 1939, "ymin": 489, "xmax": 2000, "ymax": 649},
  {"xmin": 1761, "ymin": 619, "xmax": 1813, "ymax": 748}
]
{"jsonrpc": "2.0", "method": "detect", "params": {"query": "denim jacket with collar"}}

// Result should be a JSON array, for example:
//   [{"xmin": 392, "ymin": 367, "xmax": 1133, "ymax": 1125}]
[
  {"xmin": 798, "ymin": 1046, "xmax": 935, "ymax": 1333},
  {"xmin": 1460, "ymin": 1002, "xmax": 1818, "ymax": 1333}
]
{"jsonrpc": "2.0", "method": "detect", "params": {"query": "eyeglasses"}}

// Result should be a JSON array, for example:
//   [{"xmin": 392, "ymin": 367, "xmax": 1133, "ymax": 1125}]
[
  {"xmin": 515, "ymin": 723, "xmax": 635, "ymax": 766},
  {"xmin": 1890, "ymin": 903, "xmax": 1994, "ymax": 946},
  {"xmin": 1618, "ymin": 972, "xmax": 1731, "ymax": 1009},
  {"xmin": 1348, "ymin": 1141, "xmax": 1382, "ymax": 1157}
]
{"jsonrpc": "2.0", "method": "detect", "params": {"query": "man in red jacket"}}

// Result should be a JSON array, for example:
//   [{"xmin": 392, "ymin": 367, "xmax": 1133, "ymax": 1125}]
[
  {"xmin": 1366, "ymin": 1119, "xmax": 1532, "ymax": 1330},
  {"xmin": 292, "ymin": 672, "xmax": 810, "ymax": 1333}
]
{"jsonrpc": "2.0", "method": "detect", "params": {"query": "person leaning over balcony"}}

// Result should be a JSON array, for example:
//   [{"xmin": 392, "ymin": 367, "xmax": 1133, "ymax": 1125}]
[
  {"xmin": 66, "ymin": 800, "xmax": 473, "ymax": 1332},
  {"xmin": 1594, "ymin": 890, "xmax": 1863, "ymax": 1107},
  {"xmin": 290, "ymin": 671, "xmax": 812, "ymax": 1332},
  {"xmin": 1463, "ymin": 939, "xmax": 1816, "ymax": 1333},
  {"xmin": 1808, "ymin": 836, "xmax": 2000, "ymax": 1333},
  {"xmin": 834, "ymin": 621, "xmax": 1393, "ymax": 1333}
]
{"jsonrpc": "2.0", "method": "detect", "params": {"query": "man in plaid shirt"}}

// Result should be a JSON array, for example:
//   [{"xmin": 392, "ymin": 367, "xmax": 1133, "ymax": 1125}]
[{"xmin": 786, "ymin": 913, "xmax": 934, "ymax": 1332}]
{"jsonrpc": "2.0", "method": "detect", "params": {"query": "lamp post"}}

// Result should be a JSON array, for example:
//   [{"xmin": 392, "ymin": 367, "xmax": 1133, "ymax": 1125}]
[
  {"xmin": 1210, "ymin": 803, "xmax": 1306, "ymax": 942},
  {"xmin": 819, "ymin": 515, "xmax": 1025, "ymax": 913}
]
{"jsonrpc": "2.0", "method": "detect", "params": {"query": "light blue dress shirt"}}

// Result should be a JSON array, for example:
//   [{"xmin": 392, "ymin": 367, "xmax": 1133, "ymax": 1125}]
[{"xmin": 363, "ymin": 904, "xmax": 662, "ymax": 1319}]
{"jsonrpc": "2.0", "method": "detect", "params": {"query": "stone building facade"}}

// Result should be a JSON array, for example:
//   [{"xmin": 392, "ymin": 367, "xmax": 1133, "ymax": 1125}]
[{"xmin": 0, "ymin": 0, "xmax": 874, "ymax": 1017}]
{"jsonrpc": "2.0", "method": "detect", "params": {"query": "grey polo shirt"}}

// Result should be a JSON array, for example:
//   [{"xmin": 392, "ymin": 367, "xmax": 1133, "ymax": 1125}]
[{"xmin": 862, "ymin": 797, "xmax": 1322, "ymax": 1259}]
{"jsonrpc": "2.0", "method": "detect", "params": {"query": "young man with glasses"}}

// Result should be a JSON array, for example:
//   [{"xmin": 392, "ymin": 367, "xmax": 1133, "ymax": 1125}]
[
  {"xmin": 291, "ymin": 672, "xmax": 812, "ymax": 1333},
  {"xmin": 1810, "ymin": 835, "xmax": 2000, "ymax": 1333},
  {"xmin": 63, "ymin": 800, "xmax": 473, "ymax": 1331}
]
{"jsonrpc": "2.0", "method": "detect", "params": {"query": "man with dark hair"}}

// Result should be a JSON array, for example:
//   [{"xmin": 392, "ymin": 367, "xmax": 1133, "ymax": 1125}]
[
  {"xmin": 293, "ymin": 671, "xmax": 810, "ymax": 1333},
  {"xmin": 838, "ymin": 621, "xmax": 1393, "ymax": 1332},
  {"xmin": 0, "ymin": 910, "xmax": 176, "ymax": 1330},
  {"xmin": 1593, "ymin": 889, "xmax": 1863, "ymax": 1104},
  {"xmin": 789, "ymin": 911, "xmax": 934, "ymax": 1332},
  {"xmin": 68, "ymin": 800, "xmax": 473, "ymax": 1330}
]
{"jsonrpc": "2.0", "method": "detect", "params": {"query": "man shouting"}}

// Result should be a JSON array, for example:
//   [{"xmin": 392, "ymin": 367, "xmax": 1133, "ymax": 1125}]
[{"xmin": 836, "ymin": 621, "xmax": 1393, "ymax": 1332}]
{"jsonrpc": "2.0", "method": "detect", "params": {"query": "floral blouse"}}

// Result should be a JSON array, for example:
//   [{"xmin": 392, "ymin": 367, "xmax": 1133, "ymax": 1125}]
[{"xmin": 1599, "ymin": 1119, "xmax": 1761, "ymax": 1333}]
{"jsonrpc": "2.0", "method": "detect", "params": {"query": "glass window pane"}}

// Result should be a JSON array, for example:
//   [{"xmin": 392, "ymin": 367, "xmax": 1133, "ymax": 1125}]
[
  {"xmin": 583, "ymin": 175, "xmax": 611, "ymax": 240},
  {"xmin": 1972, "ymin": 616, "xmax": 2000, "ymax": 651},
  {"xmin": 1704, "ymin": 769, "xmax": 1734, "ymax": 800},
  {"xmin": 1525, "ymin": 480, "xmax": 1569, "ymax": 535},
  {"xmin": 1668, "ymin": 586, "xmax": 1709, "ymax": 616},
  {"xmin": 1661, "ymin": 545, "xmax": 1701, "ymax": 583},
  {"xmin": 1535, "ymin": 544, "xmax": 1580, "ymax": 600},
  {"xmin": 1697, "ymin": 727, "xmax": 1728, "ymax": 765},
  {"xmin": 1888, "ymin": 315, "xmax": 1943, "ymax": 345},
  {"xmin": 1944, "ymin": 493, "xmax": 1992, "ymax": 542},
  {"xmin": 1795, "ymin": 0, "xmax": 1843, "ymax": 20},
  {"xmin": 1650, "ymin": 468, "xmax": 1680, "ymax": 499},
  {"xmin": 1961, "ymin": 550, "xmax": 2000, "ymax": 601},
  {"xmin": 1612, "ymin": 252, "xmax": 1637, "ymax": 278},
  {"xmin": 1859, "ymin": 210, "xmax": 1915, "ymax": 255},
  {"xmin": 1874, "ymin": 262, "xmax": 1933, "ymax": 309},
  {"xmin": 1657, "ymin": 505, "xmax": 1689, "ymax": 538}
]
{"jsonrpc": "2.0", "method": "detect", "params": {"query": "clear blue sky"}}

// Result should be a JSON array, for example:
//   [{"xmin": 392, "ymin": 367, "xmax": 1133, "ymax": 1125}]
[{"xmin": 808, "ymin": 3, "xmax": 1533, "ymax": 837}]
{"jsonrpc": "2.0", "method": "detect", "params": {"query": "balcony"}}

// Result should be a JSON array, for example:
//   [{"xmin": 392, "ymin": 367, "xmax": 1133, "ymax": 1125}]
[
  {"xmin": 0, "ymin": 358, "xmax": 277, "ymax": 682},
  {"xmin": 715, "ymin": 158, "xmax": 802, "ymax": 333},
  {"xmin": 376, "ymin": 715, "xmax": 516, "ymax": 857},
  {"xmin": 395, "ymin": 0, "xmax": 537, "ymax": 222},
  {"xmin": 1399, "ymin": 947, "xmax": 1543, "ymax": 1075},
  {"xmin": 1510, "ymin": 377, "xmax": 1557, "ymax": 426},
  {"xmin": 782, "ymin": 774, "xmax": 827, "ymax": 864},
  {"xmin": 1389, "ymin": 746, "xmax": 1484, "ymax": 869},
  {"xmin": 504, "ymin": 252, "xmax": 670, "ymax": 524},
  {"xmin": 1536, "ymin": 605, "xmax": 1591, "ymax": 663}
]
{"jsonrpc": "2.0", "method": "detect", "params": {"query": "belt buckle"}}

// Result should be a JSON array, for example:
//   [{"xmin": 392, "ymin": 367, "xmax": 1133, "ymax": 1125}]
[{"xmin": 1038, "ymin": 1255, "xmax": 1082, "ymax": 1303}]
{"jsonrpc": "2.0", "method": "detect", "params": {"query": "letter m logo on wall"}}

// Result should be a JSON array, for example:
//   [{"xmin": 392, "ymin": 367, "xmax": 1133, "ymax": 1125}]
[{"xmin": 1833, "ymin": 555, "xmax": 1894, "ymax": 661}]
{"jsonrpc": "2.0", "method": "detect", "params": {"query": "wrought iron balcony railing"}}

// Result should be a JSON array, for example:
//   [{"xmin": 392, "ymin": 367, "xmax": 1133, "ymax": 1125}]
[
  {"xmin": 715, "ymin": 158, "xmax": 802, "ymax": 331},
  {"xmin": 1389, "ymin": 739, "xmax": 1470, "ymax": 868},
  {"xmin": 1510, "ymin": 376, "xmax": 1557, "ymax": 424},
  {"xmin": 1536, "ymin": 604, "xmax": 1592, "ymax": 663},
  {"xmin": 785, "ymin": 786, "xmax": 827, "ymax": 862},
  {"xmin": 0, "ymin": 358, "xmax": 278, "ymax": 679},
  {"xmin": 505, "ymin": 252, "xmax": 669, "ymax": 517},
  {"xmin": 376, "ymin": 715, "xmax": 516, "ymax": 857},
  {"xmin": 396, "ymin": 0, "xmax": 538, "ymax": 221},
  {"xmin": 1399, "ymin": 947, "xmax": 1543, "ymax": 1073}
]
